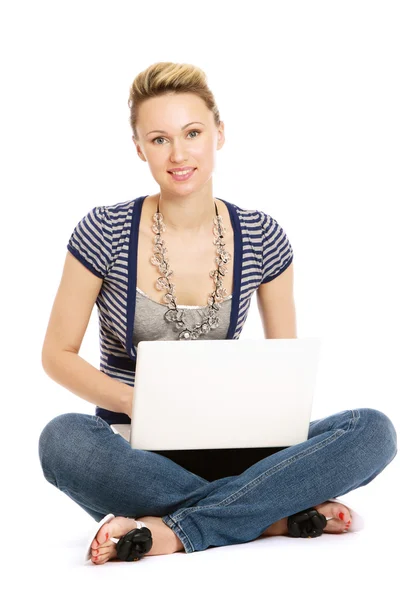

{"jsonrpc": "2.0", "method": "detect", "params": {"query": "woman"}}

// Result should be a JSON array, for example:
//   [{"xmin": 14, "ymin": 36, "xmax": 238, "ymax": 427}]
[{"xmin": 38, "ymin": 62, "xmax": 397, "ymax": 563}]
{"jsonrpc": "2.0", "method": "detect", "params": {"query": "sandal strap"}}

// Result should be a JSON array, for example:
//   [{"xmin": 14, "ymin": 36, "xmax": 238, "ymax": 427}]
[
  {"xmin": 115, "ymin": 525, "xmax": 153, "ymax": 561},
  {"xmin": 287, "ymin": 507, "xmax": 327, "ymax": 538},
  {"xmin": 110, "ymin": 520, "xmax": 147, "ymax": 544}
]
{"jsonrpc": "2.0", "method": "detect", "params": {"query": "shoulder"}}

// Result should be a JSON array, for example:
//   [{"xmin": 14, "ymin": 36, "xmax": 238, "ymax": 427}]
[
  {"xmin": 100, "ymin": 197, "xmax": 137, "ymax": 224},
  {"xmin": 221, "ymin": 199, "xmax": 265, "ymax": 231},
  {"xmin": 225, "ymin": 200, "xmax": 286, "ymax": 238},
  {"xmin": 67, "ymin": 197, "xmax": 142, "ymax": 278},
  {"xmin": 88, "ymin": 196, "xmax": 143, "ymax": 238}
]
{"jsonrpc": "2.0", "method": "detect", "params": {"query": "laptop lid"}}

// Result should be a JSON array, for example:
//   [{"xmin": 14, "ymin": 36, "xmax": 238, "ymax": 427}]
[{"xmin": 129, "ymin": 337, "xmax": 321, "ymax": 451}]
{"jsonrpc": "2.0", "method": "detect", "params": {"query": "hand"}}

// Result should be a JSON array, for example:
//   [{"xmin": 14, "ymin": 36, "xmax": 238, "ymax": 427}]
[{"xmin": 122, "ymin": 388, "xmax": 134, "ymax": 419}]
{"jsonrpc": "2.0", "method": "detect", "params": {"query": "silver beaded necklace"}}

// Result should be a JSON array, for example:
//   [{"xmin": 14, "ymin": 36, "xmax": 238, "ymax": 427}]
[{"xmin": 150, "ymin": 196, "xmax": 232, "ymax": 340}]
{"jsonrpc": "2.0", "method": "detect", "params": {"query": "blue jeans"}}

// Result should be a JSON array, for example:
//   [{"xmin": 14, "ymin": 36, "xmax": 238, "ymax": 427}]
[{"xmin": 38, "ymin": 408, "xmax": 397, "ymax": 553}]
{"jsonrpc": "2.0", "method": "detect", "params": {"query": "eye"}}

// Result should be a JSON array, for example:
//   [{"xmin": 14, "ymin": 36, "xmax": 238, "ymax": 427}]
[{"xmin": 151, "ymin": 129, "xmax": 201, "ymax": 145}]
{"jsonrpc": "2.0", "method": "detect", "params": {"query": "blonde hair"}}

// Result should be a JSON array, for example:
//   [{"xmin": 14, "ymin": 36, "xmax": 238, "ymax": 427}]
[{"xmin": 128, "ymin": 62, "xmax": 221, "ymax": 140}]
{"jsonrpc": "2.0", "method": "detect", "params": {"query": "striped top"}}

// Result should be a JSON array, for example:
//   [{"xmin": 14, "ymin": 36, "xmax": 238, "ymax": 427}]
[{"xmin": 67, "ymin": 195, "xmax": 294, "ymax": 425}]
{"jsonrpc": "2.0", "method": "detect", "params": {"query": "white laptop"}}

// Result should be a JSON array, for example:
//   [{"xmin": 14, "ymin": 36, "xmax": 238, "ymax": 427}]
[{"xmin": 111, "ymin": 338, "xmax": 322, "ymax": 481}]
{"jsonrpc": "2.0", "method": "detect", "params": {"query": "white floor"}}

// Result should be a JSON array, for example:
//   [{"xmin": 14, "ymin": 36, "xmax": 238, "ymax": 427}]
[{"xmin": 6, "ymin": 442, "xmax": 398, "ymax": 600}]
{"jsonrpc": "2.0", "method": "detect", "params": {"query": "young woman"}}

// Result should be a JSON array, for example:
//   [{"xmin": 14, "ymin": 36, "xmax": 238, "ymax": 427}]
[{"xmin": 38, "ymin": 62, "xmax": 397, "ymax": 564}]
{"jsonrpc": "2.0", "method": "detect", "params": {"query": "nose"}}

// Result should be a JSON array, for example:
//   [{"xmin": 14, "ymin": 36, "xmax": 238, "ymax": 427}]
[{"xmin": 168, "ymin": 139, "xmax": 190, "ymax": 164}]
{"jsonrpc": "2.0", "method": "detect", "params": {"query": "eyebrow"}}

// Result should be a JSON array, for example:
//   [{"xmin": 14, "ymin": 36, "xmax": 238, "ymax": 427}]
[{"xmin": 146, "ymin": 121, "xmax": 205, "ymax": 136}]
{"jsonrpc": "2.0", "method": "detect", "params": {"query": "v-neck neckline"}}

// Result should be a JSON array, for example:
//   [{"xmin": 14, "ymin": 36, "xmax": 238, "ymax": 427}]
[{"xmin": 125, "ymin": 195, "xmax": 243, "ymax": 361}]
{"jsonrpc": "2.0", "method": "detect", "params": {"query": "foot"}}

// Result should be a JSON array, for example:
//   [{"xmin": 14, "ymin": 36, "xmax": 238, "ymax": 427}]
[
  {"xmin": 90, "ymin": 516, "xmax": 184, "ymax": 564},
  {"xmin": 260, "ymin": 500, "xmax": 352, "ymax": 537}
]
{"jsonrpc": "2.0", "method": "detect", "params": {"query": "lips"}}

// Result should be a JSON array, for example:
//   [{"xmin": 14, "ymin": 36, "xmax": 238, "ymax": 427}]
[
  {"xmin": 168, "ymin": 168, "xmax": 196, "ymax": 182},
  {"xmin": 167, "ymin": 168, "xmax": 196, "ymax": 173}
]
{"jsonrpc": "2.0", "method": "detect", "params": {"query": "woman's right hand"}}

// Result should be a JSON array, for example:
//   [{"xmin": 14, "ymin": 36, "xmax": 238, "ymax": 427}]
[{"xmin": 122, "ymin": 388, "xmax": 134, "ymax": 419}]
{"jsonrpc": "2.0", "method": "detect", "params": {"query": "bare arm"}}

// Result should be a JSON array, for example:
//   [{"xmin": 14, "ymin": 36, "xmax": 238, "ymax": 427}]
[
  {"xmin": 256, "ymin": 262, "xmax": 297, "ymax": 339},
  {"xmin": 42, "ymin": 251, "xmax": 134, "ymax": 418}
]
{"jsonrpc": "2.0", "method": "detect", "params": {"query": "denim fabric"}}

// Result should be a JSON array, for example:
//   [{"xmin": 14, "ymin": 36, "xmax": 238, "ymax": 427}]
[{"xmin": 38, "ymin": 408, "xmax": 397, "ymax": 553}]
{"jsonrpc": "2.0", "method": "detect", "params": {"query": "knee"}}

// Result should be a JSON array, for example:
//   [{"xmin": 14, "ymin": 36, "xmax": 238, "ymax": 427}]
[
  {"xmin": 38, "ymin": 412, "xmax": 94, "ymax": 477},
  {"xmin": 357, "ymin": 408, "xmax": 397, "ymax": 465}
]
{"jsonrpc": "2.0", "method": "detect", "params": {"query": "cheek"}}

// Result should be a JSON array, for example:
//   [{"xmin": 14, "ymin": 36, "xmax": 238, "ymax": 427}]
[
  {"xmin": 148, "ymin": 152, "xmax": 166, "ymax": 169},
  {"xmin": 193, "ymin": 142, "xmax": 216, "ymax": 162}
]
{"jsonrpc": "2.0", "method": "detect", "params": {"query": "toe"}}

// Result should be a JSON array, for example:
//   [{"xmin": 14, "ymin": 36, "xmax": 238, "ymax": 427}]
[
  {"xmin": 95, "ymin": 545, "xmax": 117, "ymax": 564},
  {"xmin": 96, "ymin": 523, "xmax": 110, "ymax": 546},
  {"xmin": 333, "ymin": 503, "xmax": 352, "ymax": 523},
  {"xmin": 324, "ymin": 518, "xmax": 347, "ymax": 534},
  {"xmin": 91, "ymin": 539, "xmax": 99, "ymax": 551},
  {"xmin": 314, "ymin": 501, "xmax": 352, "ymax": 534},
  {"xmin": 317, "ymin": 501, "xmax": 351, "ymax": 522},
  {"xmin": 94, "ymin": 541, "xmax": 114, "ymax": 554},
  {"xmin": 91, "ymin": 550, "xmax": 106, "ymax": 564}
]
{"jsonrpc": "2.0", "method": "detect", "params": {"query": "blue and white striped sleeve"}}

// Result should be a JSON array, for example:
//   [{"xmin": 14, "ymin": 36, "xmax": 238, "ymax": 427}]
[
  {"xmin": 67, "ymin": 206, "xmax": 113, "ymax": 279},
  {"xmin": 259, "ymin": 211, "xmax": 294, "ymax": 284}
]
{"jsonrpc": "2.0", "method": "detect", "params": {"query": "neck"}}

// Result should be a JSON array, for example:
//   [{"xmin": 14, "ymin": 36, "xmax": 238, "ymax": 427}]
[{"xmin": 155, "ymin": 192, "xmax": 218, "ymax": 235}]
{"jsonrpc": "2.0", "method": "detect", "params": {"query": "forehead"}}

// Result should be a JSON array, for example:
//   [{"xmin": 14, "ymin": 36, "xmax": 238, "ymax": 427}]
[{"xmin": 137, "ymin": 93, "xmax": 210, "ymax": 127}]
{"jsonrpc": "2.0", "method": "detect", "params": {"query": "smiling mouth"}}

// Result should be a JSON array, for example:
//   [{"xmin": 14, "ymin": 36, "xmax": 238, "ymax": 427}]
[{"xmin": 168, "ymin": 168, "xmax": 196, "ymax": 174}]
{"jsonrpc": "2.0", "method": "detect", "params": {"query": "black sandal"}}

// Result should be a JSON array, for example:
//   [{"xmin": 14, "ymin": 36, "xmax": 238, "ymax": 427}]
[
  {"xmin": 287, "ymin": 507, "xmax": 327, "ymax": 538},
  {"xmin": 114, "ymin": 520, "xmax": 153, "ymax": 561},
  {"xmin": 85, "ymin": 515, "xmax": 153, "ymax": 562}
]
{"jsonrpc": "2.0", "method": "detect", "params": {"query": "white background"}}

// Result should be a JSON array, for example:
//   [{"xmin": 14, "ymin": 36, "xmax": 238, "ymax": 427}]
[{"xmin": 1, "ymin": 1, "xmax": 398, "ymax": 597}]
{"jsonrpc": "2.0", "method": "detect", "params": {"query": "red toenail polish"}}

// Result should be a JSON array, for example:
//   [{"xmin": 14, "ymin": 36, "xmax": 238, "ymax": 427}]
[{"xmin": 339, "ymin": 512, "xmax": 345, "ymax": 521}]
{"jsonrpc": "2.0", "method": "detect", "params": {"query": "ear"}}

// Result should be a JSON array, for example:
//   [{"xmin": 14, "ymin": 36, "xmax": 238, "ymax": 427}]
[
  {"xmin": 132, "ymin": 136, "xmax": 146, "ymax": 162},
  {"xmin": 217, "ymin": 121, "xmax": 225, "ymax": 150}
]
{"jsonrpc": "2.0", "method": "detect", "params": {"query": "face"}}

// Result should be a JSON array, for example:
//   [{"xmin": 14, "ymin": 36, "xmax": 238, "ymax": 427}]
[{"xmin": 133, "ymin": 92, "xmax": 225, "ymax": 192}]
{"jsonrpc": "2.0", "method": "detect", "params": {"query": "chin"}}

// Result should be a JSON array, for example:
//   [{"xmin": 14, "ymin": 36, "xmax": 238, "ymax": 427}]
[{"xmin": 163, "ymin": 181, "xmax": 200, "ymax": 193}]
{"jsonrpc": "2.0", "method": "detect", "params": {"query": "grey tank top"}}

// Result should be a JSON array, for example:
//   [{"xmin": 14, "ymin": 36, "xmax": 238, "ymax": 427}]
[{"xmin": 132, "ymin": 287, "xmax": 232, "ymax": 346}]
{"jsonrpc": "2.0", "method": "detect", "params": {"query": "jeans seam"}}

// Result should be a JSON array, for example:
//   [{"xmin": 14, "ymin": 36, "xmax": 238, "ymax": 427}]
[
  {"xmin": 162, "ymin": 515, "xmax": 195, "ymax": 553},
  {"xmin": 349, "ymin": 409, "xmax": 360, "ymax": 432},
  {"xmin": 95, "ymin": 416, "xmax": 105, "ymax": 429},
  {"xmin": 171, "ymin": 427, "xmax": 346, "ymax": 522}
]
